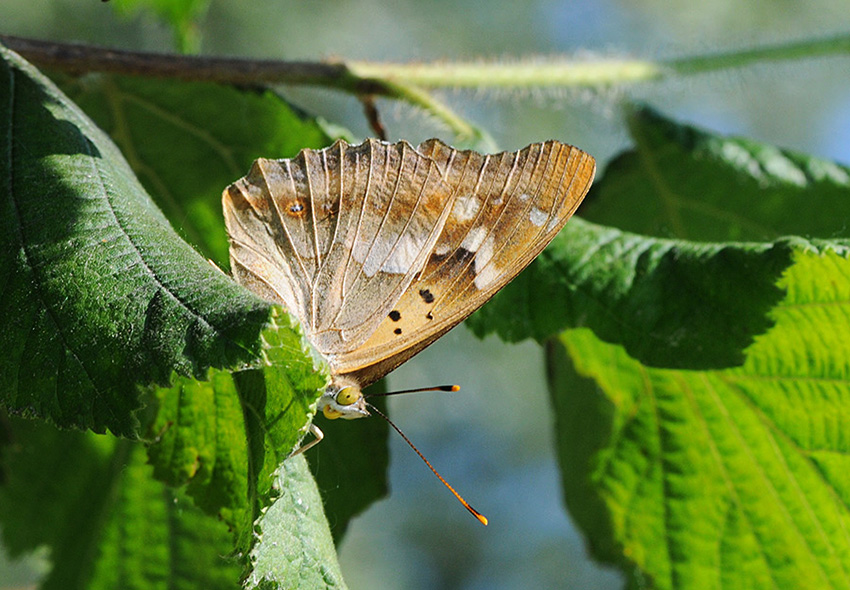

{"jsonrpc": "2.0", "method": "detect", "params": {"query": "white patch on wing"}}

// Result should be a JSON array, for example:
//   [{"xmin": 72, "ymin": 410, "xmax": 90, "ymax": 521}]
[
  {"xmin": 529, "ymin": 207, "xmax": 547, "ymax": 227},
  {"xmin": 360, "ymin": 233, "xmax": 428, "ymax": 277},
  {"xmin": 546, "ymin": 215, "xmax": 561, "ymax": 233},
  {"xmin": 473, "ymin": 234, "xmax": 499, "ymax": 290},
  {"xmin": 452, "ymin": 195, "xmax": 480, "ymax": 222},
  {"xmin": 382, "ymin": 233, "xmax": 427, "ymax": 274},
  {"xmin": 461, "ymin": 226, "xmax": 488, "ymax": 253},
  {"xmin": 519, "ymin": 193, "xmax": 531, "ymax": 201}
]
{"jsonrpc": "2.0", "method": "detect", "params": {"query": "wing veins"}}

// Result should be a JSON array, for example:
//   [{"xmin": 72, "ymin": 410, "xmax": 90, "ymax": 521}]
[
  {"xmin": 429, "ymin": 148, "xmax": 535, "ymax": 310},
  {"xmin": 312, "ymin": 142, "xmax": 345, "ymax": 304},
  {"xmin": 301, "ymin": 152, "xmax": 321, "ymax": 325},
  {"xmin": 343, "ymin": 157, "xmax": 441, "ymax": 323},
  {"xmin": 417, "ymin": 153, "xmax": 490, "ymax": 297},
  {"xmin": 259, "ymin": 160, "xmax": 313, "ymax": 315},
  {"xmin": 346, "ymin": 142, "xmax": 408, "ymax": 296},
  {"xmin": 333, "ymin": 147, "xmax": 442, "ymax": 328},
  {"xmin": 426, "ymin": 155, "xmax": 502, "ymax": 308},
  {"xmin": 453, "ymin": 144, "xmax": 556, "ymax": 300},
  {"xmin": 341, "ymin": 146, "xmax": 373, "ymax": 301}
]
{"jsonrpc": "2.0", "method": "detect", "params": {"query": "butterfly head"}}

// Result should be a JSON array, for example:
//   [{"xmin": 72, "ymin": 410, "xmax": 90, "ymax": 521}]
[{"xmin": 318, "ymin": 377, "xmax": 370, "ymax": 420}]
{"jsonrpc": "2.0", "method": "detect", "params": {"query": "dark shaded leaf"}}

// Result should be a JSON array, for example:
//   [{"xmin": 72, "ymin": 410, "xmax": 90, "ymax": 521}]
[
  {"xmin": 0, "ymin": 45, "xmax": 272, "ymax": 436},
  {"xmin": 470, "ymin": 218, "xmax": 794, "ymax": 370}
]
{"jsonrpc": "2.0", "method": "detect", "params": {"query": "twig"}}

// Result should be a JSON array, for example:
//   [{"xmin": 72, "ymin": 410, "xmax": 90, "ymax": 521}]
[
  {"xmin": 0, "ymin": 34, "xmax": 483, "ymax": 141},
  {"xmin": 0, "ymin": 34, "xmax": 378, "ymax": 92}
]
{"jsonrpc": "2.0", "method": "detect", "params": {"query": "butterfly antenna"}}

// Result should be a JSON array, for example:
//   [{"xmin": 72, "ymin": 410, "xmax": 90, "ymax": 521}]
[
  {"xmin": 366, "ymin": 402, "xmax": 488, "ymax": 526},
  {"xmin": 365, "ymin": 385, "xmax": 460, "ymax": 398}
]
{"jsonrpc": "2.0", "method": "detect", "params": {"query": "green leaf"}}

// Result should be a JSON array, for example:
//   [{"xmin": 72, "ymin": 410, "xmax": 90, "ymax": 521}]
[
  {"xmin": 583, "ymin": 105, "xmax": 850, "ymax": 242},
  {"xmin": 53, "ymin": 60, "xmax": 389, "ymax": 548},
  {"xmin": 549, "ymin": 244, "xmax": 850, "ymax": 590},
  {"xmin": 61, "ymin": 74, "xmax": 332, "ymax": 264},
  {"xmin": 109, "ymin": 0, "xmax": 212, "ymax": 53},
  {"xmin": 471, "ymin": 105, "xmax": 850, "ymax": 370},
  {"xmin": 0, "ymin": 45, "xmax": 273, "ymax": 436},
  {"xmin": 0, "ymin": 309, "xmax": 332, "ymax": 587},
  {"xmin": 0, "ymin": 417, "xmax": 241, "ymax": 590},
  {"xmin": 146, "ymin": 369, "xmax": 251, "ymax": 529},
  {"xmin": 1, "ymin": 45, "xmax": 351, "ymax": 585},
  {"xmin": 146, "ymin": 307, "xmax": 328, "ymax": 550},
  {"xmin": 246, "ymin": 455, "xmax": 347, "ymax": 590},
  {"xmin": 469, "ymin": 218, "xmax": 793, "ymax": 369}
]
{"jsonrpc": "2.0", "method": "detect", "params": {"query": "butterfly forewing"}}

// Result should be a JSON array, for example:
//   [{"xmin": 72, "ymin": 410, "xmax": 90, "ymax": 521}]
[{"xmin": 330, "ymin": 140, "xmax": 595, "ymax": 385}]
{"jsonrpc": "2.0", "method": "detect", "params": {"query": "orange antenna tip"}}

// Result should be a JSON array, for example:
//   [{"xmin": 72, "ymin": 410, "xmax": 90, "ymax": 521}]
[
  {"xmin": 468, "ymin": 507, "xmax": 488, "ymax": 526},
  {"xmin": 367, "ymin": 403, "xmax": 486, "ymax": 526}
]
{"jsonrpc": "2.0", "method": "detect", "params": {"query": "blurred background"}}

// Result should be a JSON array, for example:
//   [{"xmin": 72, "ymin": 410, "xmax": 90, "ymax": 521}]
[{"xmin": 2, "ymin": 1, "xmax": 849, "ymax": 588}]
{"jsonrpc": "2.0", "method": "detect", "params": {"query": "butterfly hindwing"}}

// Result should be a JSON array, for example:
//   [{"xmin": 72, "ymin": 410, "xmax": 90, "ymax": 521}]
[{"xmin": 223, "ymin": 138, "xmax": 458, "ymax": 363}]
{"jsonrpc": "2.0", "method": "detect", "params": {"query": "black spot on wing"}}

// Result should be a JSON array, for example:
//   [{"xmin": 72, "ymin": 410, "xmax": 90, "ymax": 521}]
[
  {"xmin": 419, "ymin": 288, "xmax": 435, "ymax": 304},
  {"xmin": 389, "ymin": 310, "xmax": 401, "ymax": 321},
  {"xmin": 394, "ymin": 328, "xmax": 402, "ymax": 335},
  {"xmin": 432, "ymin": 248, "xmax": 475, "ymax": 266}
]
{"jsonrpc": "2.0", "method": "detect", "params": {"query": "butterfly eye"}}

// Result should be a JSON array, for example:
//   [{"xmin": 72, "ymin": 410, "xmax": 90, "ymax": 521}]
[
  {"xmin": 323, "ymin": 406, "xmax": 343, "ymax": 420},
  {"xmin": 337, "ymin": 387, "xmax": 361, "ymax": 406}
]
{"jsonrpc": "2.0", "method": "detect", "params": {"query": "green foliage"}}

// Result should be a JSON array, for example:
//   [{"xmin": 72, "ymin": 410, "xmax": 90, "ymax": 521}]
[
  {"xmin": 549, "ymin": 245, "xmax": 850, "ymax": 589},
  {"xmin": 61, "ymin": 74, "xmax": 332, "ymax": 263},
  {"xmin": 247, "ymin": 455, "xmax": 347, "ymax": 590},
  {"xmin": 109, "ymin": 0, "xmax": 211, "ymax": 53},
  {"xmin": 469, "ymin": 218, "xmax": 793, "ymax": 369},
  {"xmin": 0, "ymin": 45, "xmax": 272, "ymax": 436},
  {"xmin": 0, "ymin": 418, "xmax": 241, "ymax": 590},
  {"xmin": 2, "ymin": 32, "xmax": 850, "ymax": 590},
  {"xmin": 0, "ymin": 44, "xmax": 357, "ymax": 588},
  {"xmin": 584, "ymin": 106, "xmax": 850, "ymax": 242},
  {"xmin": 515, "ymin": 108, "xmax": 849, "ymax": 588}
]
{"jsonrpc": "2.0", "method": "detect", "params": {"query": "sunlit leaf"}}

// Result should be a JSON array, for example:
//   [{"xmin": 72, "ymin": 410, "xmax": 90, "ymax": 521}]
[{"xmin": 549, "ymin": 245, "xmax": 850, "ymax": 589}]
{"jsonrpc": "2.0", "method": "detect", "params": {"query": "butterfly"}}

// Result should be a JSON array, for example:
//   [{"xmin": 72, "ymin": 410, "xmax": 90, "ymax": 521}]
[{"xmin": 222, "ymin": 138, "xmax": 595, "ymax": 523}]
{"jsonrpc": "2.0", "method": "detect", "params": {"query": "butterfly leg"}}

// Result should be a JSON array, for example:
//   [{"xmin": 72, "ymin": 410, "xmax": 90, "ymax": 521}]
[{"xmin": 288, "ymin": 423, "xmax": 324, "ymax": 458}]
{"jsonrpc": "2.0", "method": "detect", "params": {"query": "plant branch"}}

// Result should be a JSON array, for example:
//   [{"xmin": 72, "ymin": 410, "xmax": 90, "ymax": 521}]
[
  {"xmin": 349, "ymin": 34, "xmax": 850, "ymax": 87},
  {"xmin": 3, "ymin": 32, "xmax": 848, "ymax": 139},
  {"xmin": 0, "ymin": 34, "xmax": 378, "ymax": 92},
  {"xmin": 0, "ymin": 34, "xmax": 481, "ymax": 141},
  {"xmin": 667, "ymin": 33, "xmax": 850, "ymax": 75},
  {"xmin": 5, "ymin": 33, "xmax": 848, "ymax": 92}
]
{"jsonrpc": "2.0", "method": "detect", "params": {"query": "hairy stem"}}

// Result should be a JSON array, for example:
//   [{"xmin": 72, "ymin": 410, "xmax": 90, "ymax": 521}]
[{"xmin": 3, "ymin": 33, "xmax": 847, "ymax": 139}]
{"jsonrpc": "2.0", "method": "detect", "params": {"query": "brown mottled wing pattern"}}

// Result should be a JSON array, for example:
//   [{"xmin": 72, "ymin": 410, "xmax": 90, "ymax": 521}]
[
  {"xmin": 339, "ymin": 139, "xmax": 595, "ymax": 386},
  {"xmin": 223, "ymin": 138, "xmax": 457, "ymax": 365},
  {"xmin": 223, "ymin": 138, "xmax": 595, "ymax": 387}
]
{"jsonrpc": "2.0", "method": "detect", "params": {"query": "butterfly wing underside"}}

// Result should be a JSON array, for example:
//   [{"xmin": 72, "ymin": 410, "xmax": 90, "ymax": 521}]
[{"xmin": 223, "ymin": 138, "xmax": 595, "ymax": 387}]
